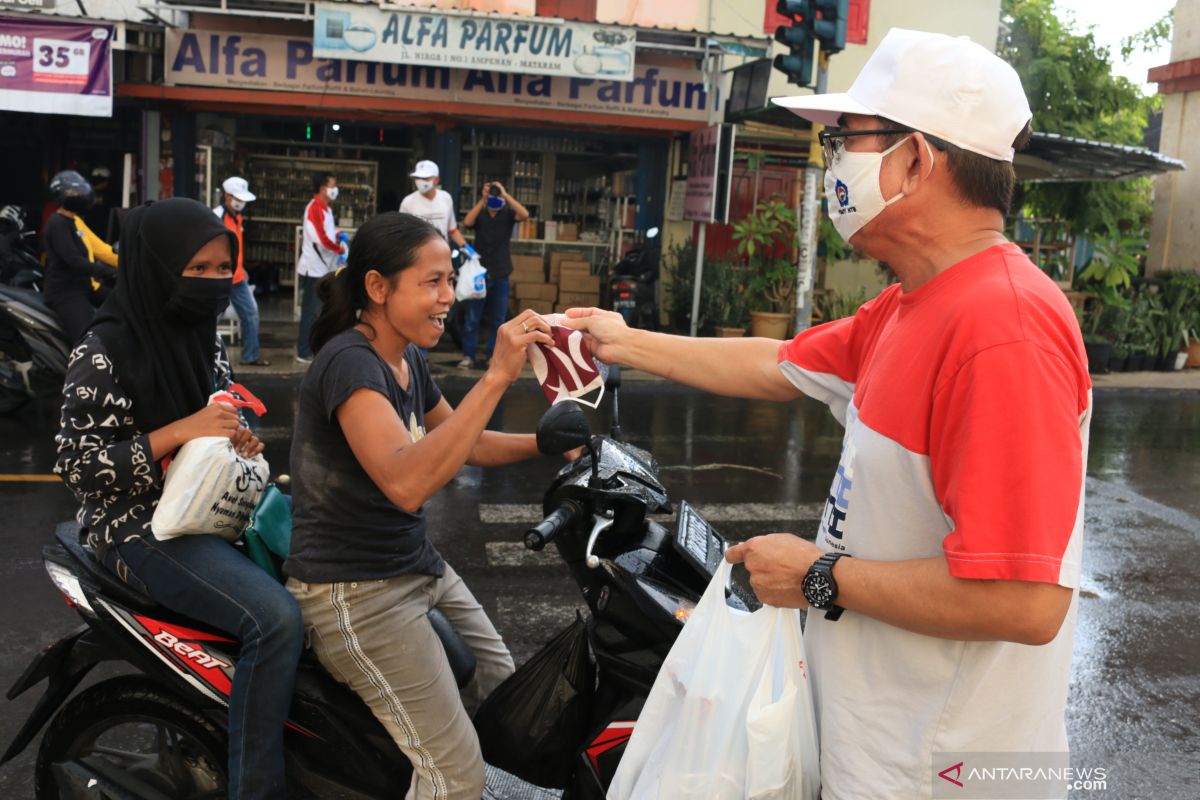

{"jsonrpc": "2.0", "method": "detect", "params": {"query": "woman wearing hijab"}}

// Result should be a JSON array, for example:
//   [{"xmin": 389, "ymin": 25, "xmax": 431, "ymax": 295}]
[{"xmin": 54, "ymin": 198, "xmax": 303, "ymax": 800}]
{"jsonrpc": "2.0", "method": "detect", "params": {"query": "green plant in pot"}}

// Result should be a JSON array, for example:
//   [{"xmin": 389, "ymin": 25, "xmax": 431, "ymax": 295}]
[
  {"xmin": 711, "ymin": 260, "xmax": 749, "ymax": 336},
  {"xmin": 1152, "ymin": 273, "xmax": 1199, "ymax": 370},
  {"xmin": 732, "ymin": 199, "xmax": 799, "ymax": 339}
]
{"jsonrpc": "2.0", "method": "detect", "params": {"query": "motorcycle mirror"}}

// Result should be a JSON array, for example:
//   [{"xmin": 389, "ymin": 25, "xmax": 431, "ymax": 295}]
[
  {"xmin": 536, "ymin": 401, "xmax": 592, "ymax": 456},
  {"xmin": 605, "ymin": 364, "xmax": 622, "ymax": 390},
  {"xmin": 646, "ymin": 227, "xmax": 660, "ymax": 239},
  {"xmin": 607, "ymin": 365, "xmax": 623, "ymax": 441}
]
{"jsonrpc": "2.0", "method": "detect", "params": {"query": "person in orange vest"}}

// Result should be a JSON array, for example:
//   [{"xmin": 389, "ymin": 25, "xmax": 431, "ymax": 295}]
[{"xmin": 214, "ymin": 177, "xmax": 269, "ymax": 366}]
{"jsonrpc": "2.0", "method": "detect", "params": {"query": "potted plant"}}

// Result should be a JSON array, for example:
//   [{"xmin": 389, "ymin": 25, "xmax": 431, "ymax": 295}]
[
  {"xmin": 1078, "ymin": 299, "xmax": 1113, "ymax": 375},
  {"xmin": 1152, "ymin": 272, "xmax": 1199, "ymax": 370},
  {"xmin": 711, "ymin": 260, "xmax": 749, "ymax": 337},
  {"xmin": 732, "ymin": 200, "xmax": 798, "ymax": 340}
]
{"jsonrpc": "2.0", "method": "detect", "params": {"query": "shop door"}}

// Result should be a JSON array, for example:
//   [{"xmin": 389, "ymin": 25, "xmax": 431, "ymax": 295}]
[{"xmin": 701, "ymin": 165, "xmax": 800, "ymax": 260}]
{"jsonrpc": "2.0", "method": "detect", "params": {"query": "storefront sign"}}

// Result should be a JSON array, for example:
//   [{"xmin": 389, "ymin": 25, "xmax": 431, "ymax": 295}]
[
  {"xmin": 0, "ymin": 16, "xmax": 112, "ymax": 117},
  {"xmin": 165, "ymin": 30, "xmax": 714, "ymax": 124},
  {"xmin": 0, "ymin": 0, "xmax": 54, "ymax": 9},
  {"xmin": 684, "ymin": 123, "xmax": 735, "ymax": 223},
  {"xmin": 313, "ymin": 3, "xmax": 635, "ymax": 82}
]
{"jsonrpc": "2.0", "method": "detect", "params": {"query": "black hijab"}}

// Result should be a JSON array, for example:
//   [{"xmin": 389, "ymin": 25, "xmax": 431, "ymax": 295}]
[{"xmin": 91, "ymin": 198, "xmax": 238, "ymax": 434}]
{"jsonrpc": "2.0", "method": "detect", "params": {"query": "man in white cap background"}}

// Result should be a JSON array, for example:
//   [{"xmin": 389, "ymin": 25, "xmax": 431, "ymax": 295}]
[
  {"xmin": 214, "ymin": 176, "xmax": 269, "ymax": 366},
  {"xmin": 566, "ymin": 29, "xmax": 1091, "ymax": 798},
  {"xmin": 399, "ymin": 160, "xmax": 470, "ymax": 252}
]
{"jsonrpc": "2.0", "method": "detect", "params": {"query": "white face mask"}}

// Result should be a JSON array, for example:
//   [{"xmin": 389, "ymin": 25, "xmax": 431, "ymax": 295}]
[
  {"xmin": 824, "ymin": 135, "xmax": 916, "ymax": 242},
  {"xmin": 229, "ymin": 199, "xmax": 246, "ymax": 213},
  {"xmin": 415, "ymin": 179, "xmax": 435, "ymax": 194},
  {"xmin": 326, "ymin": 186, "xmax": 339, "ymax": 202}
]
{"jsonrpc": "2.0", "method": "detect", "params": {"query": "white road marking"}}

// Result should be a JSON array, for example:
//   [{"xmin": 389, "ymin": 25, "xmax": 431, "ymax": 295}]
[{"xmin": 479, "ymin": 502, "xmax": 825, "ymax": 525}]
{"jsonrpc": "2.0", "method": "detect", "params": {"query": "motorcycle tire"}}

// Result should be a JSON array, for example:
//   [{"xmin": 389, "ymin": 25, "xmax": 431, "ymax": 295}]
[{"xmin": 35, "ymin": 675, "xmax": 228, "ymax": 800}]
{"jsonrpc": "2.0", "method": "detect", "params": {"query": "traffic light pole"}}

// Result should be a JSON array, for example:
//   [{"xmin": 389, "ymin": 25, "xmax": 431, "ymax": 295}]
[{"xmin": 793, "ymin": 51, "xmax": 829, "ymax": 334}]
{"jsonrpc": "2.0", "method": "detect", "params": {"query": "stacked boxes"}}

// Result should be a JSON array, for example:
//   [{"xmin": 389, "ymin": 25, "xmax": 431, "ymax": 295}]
[
  {"xmin": 507, "ymin": 251, "xmax": 601, "ymax": 316},
  {"xmin": 510, "ymin": 254, "xmax": 555, "ymax": 315},
  {"xmin": 554, "ymin": 258, "xmax": 600, "ymax": 313}
]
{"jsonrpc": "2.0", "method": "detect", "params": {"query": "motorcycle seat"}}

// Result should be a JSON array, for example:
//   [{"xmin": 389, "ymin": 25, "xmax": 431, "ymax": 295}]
[
  {"xmin": 51, "ymin": 522, "xmax": 478, "ymax": 689},
  {"xmin": 53, "ymin": 521, "xmax": 158, "ymax": 612}
]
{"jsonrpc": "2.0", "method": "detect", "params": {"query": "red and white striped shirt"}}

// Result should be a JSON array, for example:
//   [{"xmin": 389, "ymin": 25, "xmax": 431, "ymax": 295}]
[{"xmin": 778, "ymin": 242, "xmax": 1091, "ymax": 799}]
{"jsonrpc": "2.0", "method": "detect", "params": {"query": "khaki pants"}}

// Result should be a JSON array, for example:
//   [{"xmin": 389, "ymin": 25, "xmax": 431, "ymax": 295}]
[{"xmin": 288, "ymin": 564, "xmax": 514, "ymax": 800}]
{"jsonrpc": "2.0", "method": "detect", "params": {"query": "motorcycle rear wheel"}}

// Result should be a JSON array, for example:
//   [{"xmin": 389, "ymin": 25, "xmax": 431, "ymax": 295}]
[{"xmin": 35, "ymin": 676, "xmax": 227, "ymax": 800}]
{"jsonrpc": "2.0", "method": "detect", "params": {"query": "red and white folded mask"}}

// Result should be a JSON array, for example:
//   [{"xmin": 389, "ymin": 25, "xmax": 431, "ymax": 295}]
[{"xmin": 528, "ymin": 314, "xmax": 606, "ymax": 409}]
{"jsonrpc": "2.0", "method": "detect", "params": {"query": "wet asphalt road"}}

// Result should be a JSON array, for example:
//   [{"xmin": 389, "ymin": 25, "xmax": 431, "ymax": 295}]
[{"xmin": 0, "ymin": 376, "xmax": 1196, "ymax": 799}]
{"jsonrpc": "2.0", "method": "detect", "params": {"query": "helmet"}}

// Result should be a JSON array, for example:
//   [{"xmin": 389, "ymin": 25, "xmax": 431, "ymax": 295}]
[
  {"xmin": 90, "ymin": 165, "xmax": 112, "ymax": 183},
  {"xmin": 0, "ymin": 204, "xmax": 24, "ymax": 229},
  {"xmin": 50, "ymin": 170, "xmax": 95, "ymax": 213}
]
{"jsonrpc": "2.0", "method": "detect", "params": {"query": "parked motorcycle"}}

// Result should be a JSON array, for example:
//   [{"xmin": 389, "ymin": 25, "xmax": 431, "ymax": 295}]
[
  {"xmin": 0, "ymin": 285, "xmax": 71, "ymax": 414},
  {"xmin": 1, "ymin": 368, "xmax": 748, "ymax": 798},
  {"xmin": 0, "ymin": 204, "xmax": 43, "ymax": 291},
  {"xmin": 608, "ymin": 227, "xmax": 660, "ymax": 330}
]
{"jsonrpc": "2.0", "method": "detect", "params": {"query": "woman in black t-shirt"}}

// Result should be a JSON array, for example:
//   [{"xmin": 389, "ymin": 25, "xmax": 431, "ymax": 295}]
[{"xmin": 287, "ymin": 212, "xmax": 560, "ymax": 800}]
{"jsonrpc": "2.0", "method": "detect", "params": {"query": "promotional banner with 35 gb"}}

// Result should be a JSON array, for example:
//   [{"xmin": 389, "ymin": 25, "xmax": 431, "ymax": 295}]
[{"xmin": 0, "ymin": 15, "xmax": 113, "ymax": 117}]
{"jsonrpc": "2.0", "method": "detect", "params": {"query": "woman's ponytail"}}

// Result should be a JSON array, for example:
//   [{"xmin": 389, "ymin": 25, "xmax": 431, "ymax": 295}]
[
  {"xmin": 309, "ymin": 212, "xmax": 443, "ymax": 355},
  {"xmin": 310, "ymin": 268, "xmax": 357, "ymax": 354}
]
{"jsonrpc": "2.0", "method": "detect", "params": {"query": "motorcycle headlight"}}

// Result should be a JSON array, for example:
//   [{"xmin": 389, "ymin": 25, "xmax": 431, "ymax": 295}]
[{"xmin": 45, "ymin": 561, "xmax": 95, "ymax": 615}]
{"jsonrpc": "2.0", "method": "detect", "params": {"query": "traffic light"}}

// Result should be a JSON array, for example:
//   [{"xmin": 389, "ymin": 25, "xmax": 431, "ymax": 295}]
[
  {"xmin": 813, "ymin": 0, "xmax": 848, "ymax": 54},
  {"xmin": 773, "ymin": 0, "xmax": 815, "ymax": 87}
]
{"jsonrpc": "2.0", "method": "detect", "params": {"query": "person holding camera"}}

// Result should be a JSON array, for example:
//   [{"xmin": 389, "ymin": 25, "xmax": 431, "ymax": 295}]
[{"xmin": 459, "ymin": 181, "xmax": 529, "ymax": 370}]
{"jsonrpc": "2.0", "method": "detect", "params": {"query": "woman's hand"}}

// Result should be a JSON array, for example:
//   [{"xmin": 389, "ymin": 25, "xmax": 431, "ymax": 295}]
[
  {"xmin": 230, "ymin": 425, "xmax": 265, "ymax": 459},
  {"xmin": 174, "ymin": 402, "xmax": 241, "ymax": 444},
  {"xmin": 487, "ymin": 310, "xmax": 553, "ymax": 385}
]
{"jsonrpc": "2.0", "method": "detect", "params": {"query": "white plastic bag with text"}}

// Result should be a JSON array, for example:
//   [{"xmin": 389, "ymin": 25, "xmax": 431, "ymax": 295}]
[
  {"xmin": 455, "ymin": 254, "xmax": 488, "ymax": 301},
  {"xmin": 151, "ymin": 384, "xmax": 269, "ymax": 542},
  {"xmin": 607, "ymin": 560, "xmax": 820, "ymax": 800}
]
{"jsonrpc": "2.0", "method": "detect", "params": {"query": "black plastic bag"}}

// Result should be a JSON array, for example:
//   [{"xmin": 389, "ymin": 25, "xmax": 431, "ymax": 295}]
[{"xmin": 474, "ymin": 613, "xmax": 594, "ymax": 789}]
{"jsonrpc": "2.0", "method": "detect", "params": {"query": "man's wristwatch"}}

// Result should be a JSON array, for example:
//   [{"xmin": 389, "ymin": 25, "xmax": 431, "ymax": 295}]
[{"xmin": 802, "ymin": 552, "xmax": 851, "ymax": 621}]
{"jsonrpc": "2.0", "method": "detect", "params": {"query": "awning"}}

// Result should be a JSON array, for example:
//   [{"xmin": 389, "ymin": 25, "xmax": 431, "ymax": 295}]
[
  {"xmin": 731, "ymin": 106, "xmax": 1185, "ymax": 182},
  {"xmin": 1017, "ymin": 132, "xmax": 1185, "ymax": 183}
]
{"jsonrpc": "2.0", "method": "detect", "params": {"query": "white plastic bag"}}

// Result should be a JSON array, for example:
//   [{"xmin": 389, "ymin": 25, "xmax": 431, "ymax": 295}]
[
  {"xmin": 455, "ymin": 254, "xmax": 488, "ymax": 302},
  {"xmin": 607, "ymin": 560, "xmax": 820, "ymax": 800},
  {"xmin": 151, "ymin": 384, "xmax": 269, "ymax": 542}
]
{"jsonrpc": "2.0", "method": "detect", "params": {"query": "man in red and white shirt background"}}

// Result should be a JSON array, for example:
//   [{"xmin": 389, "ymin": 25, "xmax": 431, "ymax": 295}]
[
  {"xmin": 213, "ymin": 176, "xmax": 269, "ymax": 366},
  {"xmin": 566, "ymin": 28, "xmax": 1091, "ymax": 799},
  {"xmin": 296, "ymin": 171, "xmax": 348, "ymax": 363}
]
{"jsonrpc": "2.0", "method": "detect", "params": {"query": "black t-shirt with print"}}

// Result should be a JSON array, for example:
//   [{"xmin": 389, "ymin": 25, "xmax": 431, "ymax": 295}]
[
  {"xmin": 286, "ymin": 328, "xmax": 446, "ymax": 583},
  {"xmin": 470, "ymin": 205, "xmax": 516, "ymax": 279}
]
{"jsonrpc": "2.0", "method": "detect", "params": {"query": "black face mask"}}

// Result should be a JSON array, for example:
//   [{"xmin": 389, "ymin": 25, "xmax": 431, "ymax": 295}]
[{"xmin": 165, "ymin": 277, "xmax": 232, "ymax": 323}]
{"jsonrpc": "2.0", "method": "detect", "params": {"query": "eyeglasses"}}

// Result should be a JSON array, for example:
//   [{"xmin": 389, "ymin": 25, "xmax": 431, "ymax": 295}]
[{"xmin": 818, "ymin": 127, "xmax": 914, "ymax": 167}]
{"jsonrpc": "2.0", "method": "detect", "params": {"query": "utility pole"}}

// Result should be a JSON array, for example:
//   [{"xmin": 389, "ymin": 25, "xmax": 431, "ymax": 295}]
[
  {"xmin": 773, "ymin": 0, "xmax": 847, "ymax": 333},
  {"xmin": 794, "ymin": 52, "xmax": 827, "ymax": 334}
]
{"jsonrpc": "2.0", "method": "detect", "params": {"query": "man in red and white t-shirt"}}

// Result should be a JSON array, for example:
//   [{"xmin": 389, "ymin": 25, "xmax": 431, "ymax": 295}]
[
  {"xmin": 566, "ymin": 28, "xmax": 1091, "ymax": 799},
  {"xmin": 296, "ymin": 171, "xmax": 347, "ymax": 362}
]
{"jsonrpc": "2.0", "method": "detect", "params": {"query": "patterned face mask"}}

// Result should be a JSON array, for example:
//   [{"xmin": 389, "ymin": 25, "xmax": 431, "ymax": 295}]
[{"xmin": 527, "ymin": 315, "xmax": 606, "ymax": 409}]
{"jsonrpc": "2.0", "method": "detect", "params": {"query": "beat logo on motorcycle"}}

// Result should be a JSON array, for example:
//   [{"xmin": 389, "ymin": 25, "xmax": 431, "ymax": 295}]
[{"xmin": 152, "ymin": 628, "xmax": 231, "ymax": 670}]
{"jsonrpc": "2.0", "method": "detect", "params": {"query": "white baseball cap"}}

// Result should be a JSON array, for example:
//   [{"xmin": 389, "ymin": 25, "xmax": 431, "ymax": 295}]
[
  {"xmin": 410, "ymin": 160, "xmax": 440, "ymax": 178},
  {"xmin": 221, "ymin": 176, "xmax": 256, "ymax": 202},
  {"xmin": 772, "ymin": 28, "xmax": 1032, "ymax": 162}
]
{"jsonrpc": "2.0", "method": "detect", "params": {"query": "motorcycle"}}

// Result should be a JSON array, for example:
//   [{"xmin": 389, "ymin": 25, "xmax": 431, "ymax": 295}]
[
  {"xmin": 0, "ymin": 284, "xmax": 71, "ymax": 414},
  {"xmin": 0, "ymin": 205, "xmax": 43, "ymax": 292},
  {"xmin": 608, "ymin": 227, "xmax": 660, "ymax": 330},
  {"xmin": 2, "ymin": 367, "xmax": 749, "ymax": 798}
]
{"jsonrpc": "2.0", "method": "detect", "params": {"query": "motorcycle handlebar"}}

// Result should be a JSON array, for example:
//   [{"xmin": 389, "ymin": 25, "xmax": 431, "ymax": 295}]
[{"xmin": 524, "ymin": 502, "xmax": 582, "ymax": 551}]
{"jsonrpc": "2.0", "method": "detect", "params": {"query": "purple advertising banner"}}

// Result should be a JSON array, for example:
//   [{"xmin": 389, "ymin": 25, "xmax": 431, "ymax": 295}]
[{"xmin": 0, "ymin": 16, "xmax": 113, "ymax": 117}]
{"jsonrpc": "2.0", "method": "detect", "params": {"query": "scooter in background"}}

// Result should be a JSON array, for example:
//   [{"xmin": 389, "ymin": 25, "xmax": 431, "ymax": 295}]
[{"xmin": 608, "ymin": 227, "xmax": 660, "ymax": 330}]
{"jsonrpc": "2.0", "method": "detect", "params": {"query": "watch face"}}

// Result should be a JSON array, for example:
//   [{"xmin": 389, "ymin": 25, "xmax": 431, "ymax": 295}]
[{"xmin": 804, "ymin": 573, "xmax": 834, "ymax": 608}]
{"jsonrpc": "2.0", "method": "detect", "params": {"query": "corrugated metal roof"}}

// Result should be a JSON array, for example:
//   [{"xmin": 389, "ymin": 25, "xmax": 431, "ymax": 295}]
[{"xmin": 1019, "ymin": 132, "xmax": 1185, "ymax": 183}]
